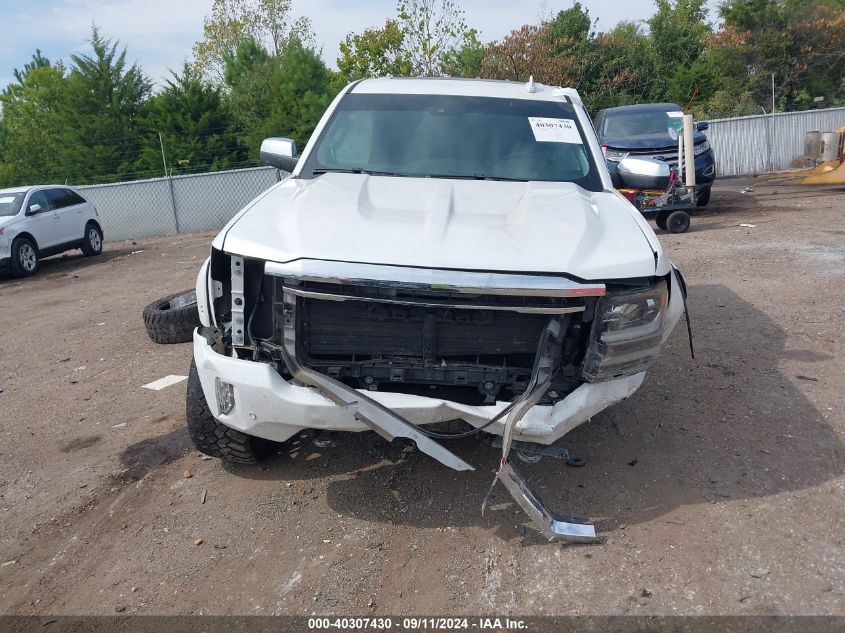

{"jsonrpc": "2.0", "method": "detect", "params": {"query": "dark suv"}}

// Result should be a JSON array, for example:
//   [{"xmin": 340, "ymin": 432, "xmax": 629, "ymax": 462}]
[{"xmin": 593, "ymin": 103, "xmax": 716, "ymax": 206}]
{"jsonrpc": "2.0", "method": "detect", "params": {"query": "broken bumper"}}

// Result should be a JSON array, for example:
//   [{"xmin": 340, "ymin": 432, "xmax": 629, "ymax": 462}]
[{"xmin": 193, "ymin": 330, "xmax": 645, "ymax": 444}]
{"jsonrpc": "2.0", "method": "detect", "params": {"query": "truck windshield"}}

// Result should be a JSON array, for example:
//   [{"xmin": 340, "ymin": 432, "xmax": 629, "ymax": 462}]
[
  {"xmin": 0, "ymin": 192, "xmax": 26, "ymax": 217},
  {"xmin": 602, "ymin": 110, "xmax": 683, "ymax": 138},
  {"xmin": 302, "ymin": 93, "xmax": 603, "ymax": 191}
]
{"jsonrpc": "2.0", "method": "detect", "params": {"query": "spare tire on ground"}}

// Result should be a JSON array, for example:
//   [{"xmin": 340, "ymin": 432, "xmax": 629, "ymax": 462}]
[{"xmin": 143, "ymin": 290, "xmax": 200, "ymax": 344}]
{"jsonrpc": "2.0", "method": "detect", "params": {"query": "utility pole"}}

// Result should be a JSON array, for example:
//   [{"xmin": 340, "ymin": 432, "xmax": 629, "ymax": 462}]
[
  {"xmin": 771, "ymin": 73, "xmax": 775, "ymax": 114},
  {"xmin": 158, "ymin": 131, "xmax": 180, "ymax": 234},
  {"xmin": 158, "ymin": 131, "xmax": 169, "ymax": 177}
]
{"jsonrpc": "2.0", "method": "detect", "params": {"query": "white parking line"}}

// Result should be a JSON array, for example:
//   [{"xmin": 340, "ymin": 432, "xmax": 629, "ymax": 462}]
[{"xmin": 143, "ymin": 375, "xmax": 188, "ymax": 391}]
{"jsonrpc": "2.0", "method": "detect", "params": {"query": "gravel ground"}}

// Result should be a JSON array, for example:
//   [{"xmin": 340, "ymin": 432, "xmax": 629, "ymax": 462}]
[{"xmin": 0, "ymin": 180, "xmax": 842, "ymax": 616}]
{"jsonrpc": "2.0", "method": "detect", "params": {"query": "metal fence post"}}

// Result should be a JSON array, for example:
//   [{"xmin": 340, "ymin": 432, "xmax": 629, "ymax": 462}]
[{"xmin": 167, "ymin": 175, "xmax": 180, "ymax": 234}]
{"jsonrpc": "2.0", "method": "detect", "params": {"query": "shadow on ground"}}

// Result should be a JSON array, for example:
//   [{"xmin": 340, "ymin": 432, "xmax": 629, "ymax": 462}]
[
  {"xmin": 0, "ymin": 246, "xmax": 137, "ymax": 284},
  {"xmin": 118, "ymin": 427, "xmax": 193, "ymax": 483}
]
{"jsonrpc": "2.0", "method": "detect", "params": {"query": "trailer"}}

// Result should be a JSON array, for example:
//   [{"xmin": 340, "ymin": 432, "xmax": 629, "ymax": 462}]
[{"xmin": 618, "ymin": 182, "xmax": 698, "ymax": 233}]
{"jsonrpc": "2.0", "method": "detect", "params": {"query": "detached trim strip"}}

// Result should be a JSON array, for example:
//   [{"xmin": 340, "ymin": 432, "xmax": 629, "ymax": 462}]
[
  {"xmin": 285, "ymin": 287, "xmax": 587, "ymax": 315},
  {"xmin": 265, "ymin": 260, "xmax": 606, "ymax": 297}
]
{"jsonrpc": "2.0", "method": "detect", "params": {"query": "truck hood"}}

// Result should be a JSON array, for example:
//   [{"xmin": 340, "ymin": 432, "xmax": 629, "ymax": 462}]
[
  {"xmin": 602, "ymin": 132, "xmax": 707, "ymax": 151},
  {"xmin": 220, "ymin": 173, "xmax": 658, "ymax": 281}
]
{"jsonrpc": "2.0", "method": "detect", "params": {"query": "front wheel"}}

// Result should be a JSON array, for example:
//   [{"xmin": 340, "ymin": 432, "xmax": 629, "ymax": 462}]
[
  {"xmin": 186, "ymin": 360, "xmax": 275, "ymax": 463},
  {"xmin": 80, "ymin": 222, "xmax": 103, "ymax": 256},
  {"xmin": 10, "ymin": 237, "xmax": 39, "ymax": 277},
  {"xmin": 667, "ymin": 210, "xmax": 691, "ymax": 233},
  {"xmin": 696, "ymin": 187, "xmax": 711, "ymax": 207}
]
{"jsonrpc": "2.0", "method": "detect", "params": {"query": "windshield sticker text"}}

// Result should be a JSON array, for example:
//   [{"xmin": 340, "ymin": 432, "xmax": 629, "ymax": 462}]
[{"xmin": 528, "ymin": 117, "xmax": 582, "ymax": 144}]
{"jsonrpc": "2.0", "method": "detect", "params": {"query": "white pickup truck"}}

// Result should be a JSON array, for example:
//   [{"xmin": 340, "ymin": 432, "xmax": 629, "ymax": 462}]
[{"xmin": 188, "ymin": 77, "xmax": 687, "ymax": 541}]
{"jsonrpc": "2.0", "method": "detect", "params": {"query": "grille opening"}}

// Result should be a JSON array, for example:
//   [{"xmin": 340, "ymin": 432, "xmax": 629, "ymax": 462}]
[{"xmin": 270, "ymin": 278, "xmax": 595, "ymax": 406}]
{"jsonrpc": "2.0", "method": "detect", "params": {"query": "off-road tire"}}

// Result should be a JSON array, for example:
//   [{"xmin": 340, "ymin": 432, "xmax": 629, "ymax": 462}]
[
  {"xmin": 655, "ymin": 211, "xmax": 669, "ymax": 230},
  {"xmin": 10, "ymin": 237, "xmax": 39, "ymax": 277},
  {"xmin": 142, "ymin": 290, "xmax": 199, "ymax": 344},
  {"xmin": 186, "ymin": 361, "xmax": 273, "ymax": 463},
  {"xmin": 667, "ymin": 210, "xmax": 691, "ymax": 234},
  {"xmin": 80, "ymin": 222, "xmax": 103, "ymax": 256}
]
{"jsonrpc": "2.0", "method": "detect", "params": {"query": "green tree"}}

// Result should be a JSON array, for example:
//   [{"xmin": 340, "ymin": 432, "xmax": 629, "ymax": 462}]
[
  {"xmin": 648, "ymin": 0, "xmax": 711, "ymax": 80},
  {"xmin": 666, "ymin": 57, "xmax": 725, "ymax": 109},
  {"xmin": 579, "ymin": 21, "xmax": 661, "ymax": 111},
  {"xmin": 546, "ymin": 2, "xmax": 595, "ymax": 56},
  {"xmin": 227, "ymin": 41, "xmax": 333, "ymax": 155},
  {"xmin": 337, "ymin": 20, "xmax": 413, "ymax": 81},
  {"xmin": 716, "ymin": 0, "xmax": 845, "ymax": 111},
  {"xmin": 4, "ymin": 49, "xmax": 54, "ymax": 94},
  {"xmin": 0, "ymin": 57, "xmax": 69, "ymax": 186},
  {"xmin": 696, "ymin": 88, "xmax": 759, "ymax": 118},
  {"xmin": 223, "ymin": 36, "xmax": 271, "ymax": 88},
  {"xmin": 135, "ymin": 64, "xmax": 245, "ymax": 177},
  {"xmin": 62, "ymin": 27, "xmax": 151, "ymax": 183},
  {"xmin": 441, "ymin": 28, "xmax": 484, "ymax": 77}
]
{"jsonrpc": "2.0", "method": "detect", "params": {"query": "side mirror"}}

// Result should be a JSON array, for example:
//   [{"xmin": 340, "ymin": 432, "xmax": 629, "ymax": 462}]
[
  {"xmin": 260, "ymin": 137, "xmax": 298, "ymax": 172},
  {"xmin": 616, "ymin": 157, "xmax": 671, "ymax": 190},
  {"xmin": 696, "ymin": 121, "xmax": 709, "ymax": 132},
  {"xmin": 27, "ymin": 203, "xmax": 42, "ymax": 215}
]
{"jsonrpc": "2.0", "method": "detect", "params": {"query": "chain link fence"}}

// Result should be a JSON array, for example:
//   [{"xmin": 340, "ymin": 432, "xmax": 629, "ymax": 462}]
[{"xmin": 76, "ymin": 166, "xmax": 280, "ymax": 243}]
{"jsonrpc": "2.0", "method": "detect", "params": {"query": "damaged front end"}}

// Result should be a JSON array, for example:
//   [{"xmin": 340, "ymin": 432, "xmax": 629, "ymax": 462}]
[{"xmin": 203, "ymin": 249, "xmax": 679, "ymax": 541}]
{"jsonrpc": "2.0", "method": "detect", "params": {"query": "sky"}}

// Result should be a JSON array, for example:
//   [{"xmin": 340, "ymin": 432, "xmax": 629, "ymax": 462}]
[{"xmin": 0, "ymin": 0, "xmax": 723, "ymax": 89}]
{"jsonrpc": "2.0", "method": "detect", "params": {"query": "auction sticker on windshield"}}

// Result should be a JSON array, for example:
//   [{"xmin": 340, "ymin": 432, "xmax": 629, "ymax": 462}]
[{"xmin": 528, "ymin": 117, "xmax": 582, "ymax": 144}]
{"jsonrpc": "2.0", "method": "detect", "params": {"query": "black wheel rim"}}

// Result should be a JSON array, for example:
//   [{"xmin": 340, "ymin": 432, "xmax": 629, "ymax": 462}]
[{"xmin": 669, "ymin": 215, "xmax": 688, "ymax": 232}]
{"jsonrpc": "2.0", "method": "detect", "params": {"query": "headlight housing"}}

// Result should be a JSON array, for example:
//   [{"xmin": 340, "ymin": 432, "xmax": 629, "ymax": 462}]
[
  {"xmin": 604, "ymin": 147, "xmax": 629, "ymax": 161},
  {"xmin": 693, "ymin": 140, "xmax": 711, "ymax": 156},
  {"xmin": 582, "ymin": 281, "xmax": 669, "ymax": 382}
]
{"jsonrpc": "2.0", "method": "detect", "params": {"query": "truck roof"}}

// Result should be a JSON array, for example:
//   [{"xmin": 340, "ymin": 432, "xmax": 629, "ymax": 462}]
[
  {"xmin": 351, "ymin": 77, "xmax": 583, "ymax": 105},
  {"xmin": 600, "ymin": 102, "xmax": 683, "ymax": 115}
]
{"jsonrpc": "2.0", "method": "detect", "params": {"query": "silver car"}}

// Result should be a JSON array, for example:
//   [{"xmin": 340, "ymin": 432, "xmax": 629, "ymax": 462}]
[{"xmin": 0, "ymin": 185, "xmax": 104, "ymax": 277}]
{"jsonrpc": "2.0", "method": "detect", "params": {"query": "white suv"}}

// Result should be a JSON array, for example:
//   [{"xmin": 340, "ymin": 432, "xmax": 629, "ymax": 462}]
[
  {"xmin": 0, "ymin": 185, "xmax": 103, "ymax": 277},
  {"xmin": 189, "ymin": 78, "xmax": 688, "ymax": 540}
]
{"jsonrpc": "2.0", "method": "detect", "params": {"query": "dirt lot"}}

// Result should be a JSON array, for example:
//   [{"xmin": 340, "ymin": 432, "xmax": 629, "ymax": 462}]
[{"xmin": 0, "ymin": 180, "xmax": 842, "ymax": 616}]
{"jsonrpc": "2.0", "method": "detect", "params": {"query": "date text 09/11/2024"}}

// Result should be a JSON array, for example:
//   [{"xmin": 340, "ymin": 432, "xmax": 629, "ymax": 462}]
[{"xmin": 307, "ymin": 617, "xmax": 528, "ymax": 630}]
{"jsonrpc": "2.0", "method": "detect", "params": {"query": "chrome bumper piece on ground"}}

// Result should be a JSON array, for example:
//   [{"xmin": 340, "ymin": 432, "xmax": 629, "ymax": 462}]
[
  {"xmin": 483, "ymin": 317, "xmax": 599, "ymax": 543},
  {"xmin": 493, "ymin": 458, "xmax": 598, "ymax": 542}
]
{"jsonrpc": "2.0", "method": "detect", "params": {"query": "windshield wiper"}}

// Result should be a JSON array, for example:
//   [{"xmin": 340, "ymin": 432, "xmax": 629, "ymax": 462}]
[
  {"xmin": 422, "ymin": 173, "xmax": 528, "ymax": 182},
  {"xmin": 312, "ymin": 168, "xmax": 527, "ymax": 182},
  {"xmin": 312, "ymin": 167, "xmax": 363, "ymax": 175},
  {"xmin": 312, "ymin": 168, "xmax": 407, "ymax": 177}
]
